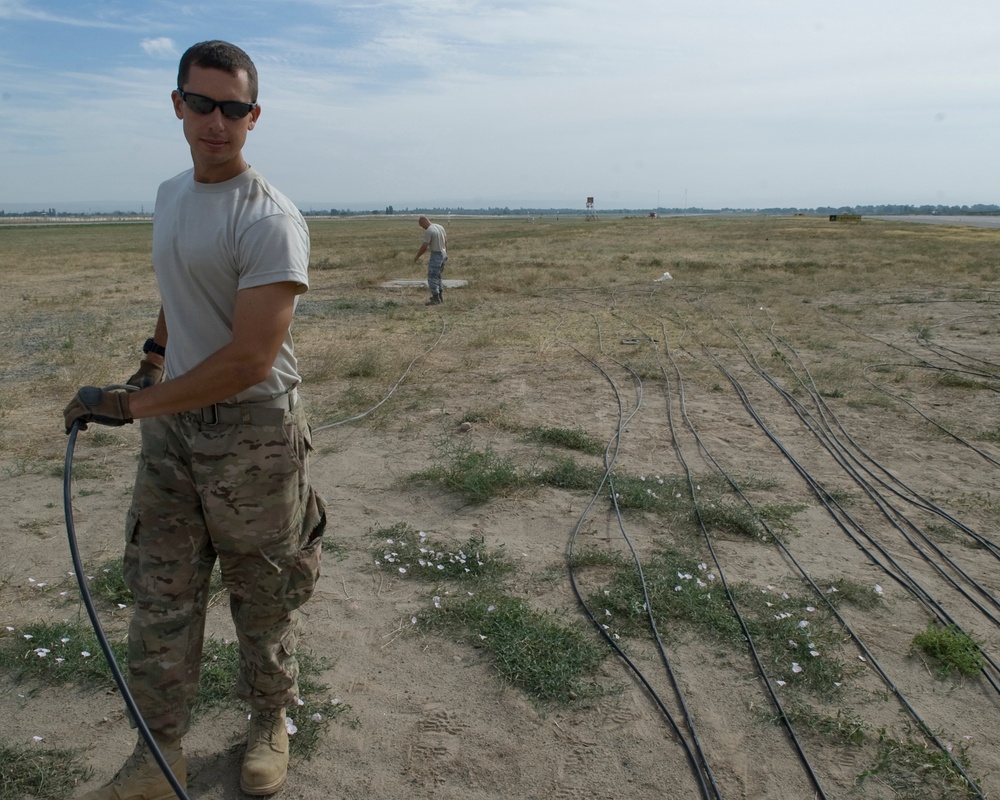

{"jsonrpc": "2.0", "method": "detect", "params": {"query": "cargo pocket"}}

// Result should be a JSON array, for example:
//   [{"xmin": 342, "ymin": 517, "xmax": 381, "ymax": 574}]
[
  {"xmin": 122, "ymin": 505, "xmax": 141, "ymax": 599},
  {"xmin": 283, "ymin": 492, "xmax": 326, "ymax": 612}
]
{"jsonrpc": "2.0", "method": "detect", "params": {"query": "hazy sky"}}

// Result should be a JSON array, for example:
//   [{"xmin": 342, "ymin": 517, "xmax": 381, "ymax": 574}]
[{"xmin": 1, "ymin": 0, "xmax": 997, "ymax": 212}]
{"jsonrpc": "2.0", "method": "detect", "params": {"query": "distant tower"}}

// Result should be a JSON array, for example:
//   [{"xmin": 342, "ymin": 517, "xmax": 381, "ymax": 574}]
[{"xmin": 586, "ymin": 196, "xmax": 596, "ymax": 222}]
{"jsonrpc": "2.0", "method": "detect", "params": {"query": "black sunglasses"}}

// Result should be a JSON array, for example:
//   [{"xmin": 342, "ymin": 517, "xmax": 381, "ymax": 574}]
[{"xmin": 178, "ymin": 89, "xmax": 257, "ymax": 120}]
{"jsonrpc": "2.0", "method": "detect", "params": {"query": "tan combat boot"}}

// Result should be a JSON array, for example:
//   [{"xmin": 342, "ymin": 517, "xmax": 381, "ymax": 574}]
[
  {"xmin": 240, "ymin": 708, "xmax": 289, "ymax": 796},
  {"xmin": 80, "ymin": 734, "xmax": 185, "ymax": 800}
]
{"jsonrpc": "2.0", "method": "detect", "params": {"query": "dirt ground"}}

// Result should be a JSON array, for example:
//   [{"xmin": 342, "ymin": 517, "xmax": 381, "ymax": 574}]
[{"xmin": 3, "ymin": 215, "xmax": 1000, "ymax": 799}]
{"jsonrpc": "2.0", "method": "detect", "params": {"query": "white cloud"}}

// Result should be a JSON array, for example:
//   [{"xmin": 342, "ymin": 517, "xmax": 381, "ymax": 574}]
[{"xmin": 141, "ymin": 37, "xmax": 177, "ymax": 60}]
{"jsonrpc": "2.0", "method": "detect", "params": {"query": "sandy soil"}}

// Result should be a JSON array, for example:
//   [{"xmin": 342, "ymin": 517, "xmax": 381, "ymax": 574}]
[{"xmin": 3, "ymin": 216, "xmax": 1000, "ymax": 800}]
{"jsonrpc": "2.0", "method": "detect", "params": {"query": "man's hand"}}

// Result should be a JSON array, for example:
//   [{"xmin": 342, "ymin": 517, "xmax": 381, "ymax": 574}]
[
  {"xmin": 64, "ymin": 387, "xmax": 133, "ymax": 434},
  {"xmin": 126, "ymin": 359, "xmax": 164, "ymax": 389}
]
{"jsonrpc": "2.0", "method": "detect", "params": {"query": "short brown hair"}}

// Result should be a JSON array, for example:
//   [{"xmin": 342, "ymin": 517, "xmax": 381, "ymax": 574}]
[{"xmin": 177, "ymin": 40, "xmax": 259, "ymax": 102}]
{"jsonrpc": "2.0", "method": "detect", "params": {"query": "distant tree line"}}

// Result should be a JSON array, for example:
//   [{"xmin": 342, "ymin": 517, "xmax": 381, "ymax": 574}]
[
  {"xmin": 298, "ymin": 203, "xmax": 1000, "ymax": 218},
  {"xmin": 757, "ymin": 203, "xmax": 1000, "ymax": 217},
  {"xmin": 0, "ymin": 208, "xmax": 149, "ymax": 218},
  {"xmin": 5, "ymin": 203, "xmax": 999, "ymax": 219}
]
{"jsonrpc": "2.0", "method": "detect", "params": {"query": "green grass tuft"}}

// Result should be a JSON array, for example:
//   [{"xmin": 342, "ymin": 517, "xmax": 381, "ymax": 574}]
[
  {"xmin": 371, "ymin": 522, "xmax": 515, "ymax": 584},
  {"xmin": 374, "ymin": 523, "xmax": 608, "ymax": 704},
  {"xmin": 0, "ymin": 740, "xmax": 93, "ymax": 800},
  {"xmin": 858, "ymin": 724, "xmax": 979, "ymax": 799},
  {"xmin": 526, "ymin": 426, "xmax": 605, "ymax": 455},
  {"xmin": 412, "ymin": 440, "xmax": 527, "ymax": 503},
  {"xmin": 0, "ymin": 619, "xmax": 127, "ymax": 687},
  {"xmin": 428, "ymin": 594, "xmax": 607, "ymax": 704},
  {"xmin": 0, "ymin": 622, "xmax": 339, "ymax": 760},
  {"xmin": 589, "ymin": 549, "xmax": 852, "ymax": 698},
  {"xmin": 911, "ymin": 623, "xmax": 984, "ymax": 678}
]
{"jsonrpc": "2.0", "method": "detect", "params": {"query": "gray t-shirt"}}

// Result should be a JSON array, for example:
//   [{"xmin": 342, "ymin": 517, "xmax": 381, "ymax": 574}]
[
  {"xmin": 151, "ymin": 167, "xmax": 310, "ymax": 402},
  {"xmin": 422, "ymin": 223, "xmax": 447, "ymax": 252}
]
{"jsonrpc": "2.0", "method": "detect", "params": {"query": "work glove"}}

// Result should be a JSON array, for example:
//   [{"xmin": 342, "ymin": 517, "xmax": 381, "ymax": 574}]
[
  {"xmin": 64, "ymin": 386, "xmax": 133, "ymax": 434},
  {"xmin": 126, "ymin": 358, "xmax": 164, "ymax": 389}
]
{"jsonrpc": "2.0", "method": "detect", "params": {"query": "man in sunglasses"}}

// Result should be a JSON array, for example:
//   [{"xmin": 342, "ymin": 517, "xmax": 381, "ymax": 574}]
[{"xmin": 67, "ymin": 40, "xmax": 326, "ymax": 799}]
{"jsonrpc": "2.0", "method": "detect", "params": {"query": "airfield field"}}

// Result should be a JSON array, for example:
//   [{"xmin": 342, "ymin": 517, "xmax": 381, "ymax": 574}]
[{"xmin": 2, "ymin": 214, "xmax": 1000, "ymax": 799}]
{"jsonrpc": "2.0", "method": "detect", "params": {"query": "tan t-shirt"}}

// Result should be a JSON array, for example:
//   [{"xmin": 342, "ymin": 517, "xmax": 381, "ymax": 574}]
[
  {"xmin": 151, "ymin": 167, "xmax": 310, "ymax": 402},
  {"xmin": 422, "ymin": 223, "xmax": 447, "ymax": 252}
]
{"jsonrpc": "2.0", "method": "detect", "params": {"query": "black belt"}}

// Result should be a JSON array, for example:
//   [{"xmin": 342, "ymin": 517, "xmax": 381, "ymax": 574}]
[{"xmin": 189, "ymin": 389, "xmax": 297, "ymax": 426}]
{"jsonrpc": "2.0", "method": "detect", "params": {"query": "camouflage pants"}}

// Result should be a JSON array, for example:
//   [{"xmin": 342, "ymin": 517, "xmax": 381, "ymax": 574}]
[
  {"xmin": 427, "ymin": 250, "xmax": 447, "ymax": 297},
  {"xmin": 123, "ymin": 401, "xmax": 326, "ymax": 740}
]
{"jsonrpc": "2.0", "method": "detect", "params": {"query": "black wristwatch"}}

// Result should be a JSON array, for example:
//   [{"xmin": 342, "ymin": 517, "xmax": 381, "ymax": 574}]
[{"xmin": 142, "ymin": 338, "xmax": 166, "ymax": 357}]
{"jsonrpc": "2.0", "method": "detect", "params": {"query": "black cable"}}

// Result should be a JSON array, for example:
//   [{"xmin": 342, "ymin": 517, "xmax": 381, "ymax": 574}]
[
  {"xmin": 743, "ymin": 318, "xmax": 1000, "ymax": 653},
  {"xmin": 658, "ymin": 331, "xmax": 829, "ymax": 799},
  {"xmin": 562, "ymin": 294, "xmax": 829, "ymax": 796},
  {"xmin": 64, "ymin": 421, "xmax": 191, "ymax": 800},
  {"xmin": 736, "ymin": 330, "xmax": 1000, "ymax": 636},
  {"xmin": 696, "ymin": 338, "xmax": 988, "ymax": 796},
  {"xmin": 703, "ymin": 357, "xmax": 987, "ymax": 795},
  {"xmin": 555, "ymin": 317, "xmax": 721, "ymax": 800}
]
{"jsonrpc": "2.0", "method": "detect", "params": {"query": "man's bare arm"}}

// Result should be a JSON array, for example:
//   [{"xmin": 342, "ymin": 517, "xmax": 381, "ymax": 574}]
[{"xmin": 127, "ymin": 282, "xmax": 299, "ymax": 419}]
